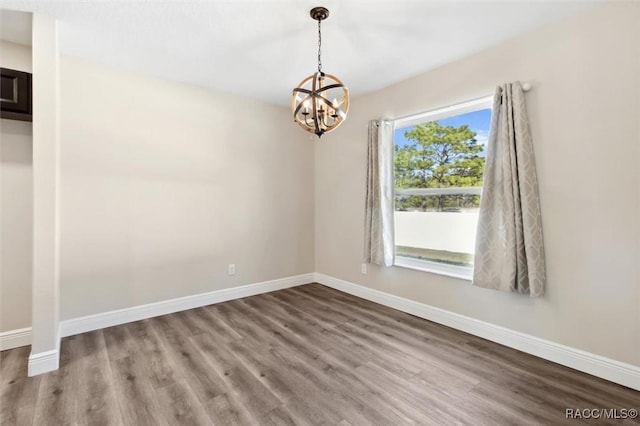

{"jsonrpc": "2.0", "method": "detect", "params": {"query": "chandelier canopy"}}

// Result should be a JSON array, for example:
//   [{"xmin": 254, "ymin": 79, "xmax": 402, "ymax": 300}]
[{"xmin": 291, "ymin": 7, "xmax": 349, "ymax": 138}]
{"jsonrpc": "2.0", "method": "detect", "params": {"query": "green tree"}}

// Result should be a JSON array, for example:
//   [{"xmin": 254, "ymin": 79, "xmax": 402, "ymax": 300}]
[{"xmin": 395, "ymin": 121, "xmax": 485, "ymax": 211}]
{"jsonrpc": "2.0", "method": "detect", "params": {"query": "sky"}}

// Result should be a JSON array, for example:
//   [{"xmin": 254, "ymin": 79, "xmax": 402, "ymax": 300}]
[{"xmin": 394, "ymin": 108, "xmax": 492, "ymax": 155}]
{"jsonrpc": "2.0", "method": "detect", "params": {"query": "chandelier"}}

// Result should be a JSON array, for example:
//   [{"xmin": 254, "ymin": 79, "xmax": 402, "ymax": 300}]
[{"xmin": 291, "ymin": 7, "xmax": 349, "ymax": 138}]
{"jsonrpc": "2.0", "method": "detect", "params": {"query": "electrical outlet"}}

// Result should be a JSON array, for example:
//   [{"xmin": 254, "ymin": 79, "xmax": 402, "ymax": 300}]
[
  {"xmin": 228, "ymin": 264, "xmax": 236, "ymax": 275},
  {"xmin": 361, "ymin": 263, "xmax": 368, "ymax": 274}
]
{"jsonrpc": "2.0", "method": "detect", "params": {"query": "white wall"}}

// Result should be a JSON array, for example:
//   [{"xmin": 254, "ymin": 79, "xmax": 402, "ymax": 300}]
[
  {"xmin": 0, "ymin": 40, "xmax": 32, "ymax": 333},
  {"xmin": 0, "ymin": 39, "xmax": 31, "ymax": 71},
  {"xmin": 59, "ymin": 56, "xmax": 314, "ymax": 320},
  {"xmin": 315, "ymin": 2, "xmax": 640, "ymax": 367}
]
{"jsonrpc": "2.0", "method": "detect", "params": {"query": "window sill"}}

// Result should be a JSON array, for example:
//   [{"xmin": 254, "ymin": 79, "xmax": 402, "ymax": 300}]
[{"xmin": 394, "ymin": 256, "xmax": 473, "ymax": 281}]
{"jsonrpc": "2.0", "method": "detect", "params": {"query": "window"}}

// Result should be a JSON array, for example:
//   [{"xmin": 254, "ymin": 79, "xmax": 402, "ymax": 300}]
[{"xmin": 392, "ymin": 97, "xmax": 493, "ymax": 280}]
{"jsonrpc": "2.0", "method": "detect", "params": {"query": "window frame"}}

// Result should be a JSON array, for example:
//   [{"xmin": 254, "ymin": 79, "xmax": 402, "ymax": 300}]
[{"xmin": 391, "ymin": 95, "xmax": 493, "ymax": 281}]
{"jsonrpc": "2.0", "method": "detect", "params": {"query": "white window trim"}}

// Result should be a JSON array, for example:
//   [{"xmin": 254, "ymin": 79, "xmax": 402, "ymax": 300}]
[
  {"xmin": 391, "ymin": 96, "xmax": 492, "ymax": 281},
  {"xmin": 394, "ymin": 256, "xmax": 473, "ymax": 281},
  {"xmin": 393, "ymin": 95, "xmax": 493, "ymax": 129}
]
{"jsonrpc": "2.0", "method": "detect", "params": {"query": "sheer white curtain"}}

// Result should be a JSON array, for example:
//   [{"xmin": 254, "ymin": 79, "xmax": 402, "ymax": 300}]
[
  {"xmin": 473, "ymin": 82, "xmax": 546, "ymax": 297},
  {"xmin": 364, "ymin": 119, "xmax": 395, "ymax": 266}
]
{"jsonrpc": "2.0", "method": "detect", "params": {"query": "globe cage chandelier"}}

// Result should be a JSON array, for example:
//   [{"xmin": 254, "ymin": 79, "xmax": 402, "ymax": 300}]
[{"xmin": 291, "ymin": 7, "xmax": 349, "ymax": 138}]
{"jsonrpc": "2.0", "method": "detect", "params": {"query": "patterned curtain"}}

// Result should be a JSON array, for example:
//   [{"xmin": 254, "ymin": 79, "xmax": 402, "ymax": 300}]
[
  {"xmin": 473, "ymin": 82, "xmax": 546, "ymax": 297},
  {"xmin": 364, "ymin": 120, "xmax": 395, "ymax": 266}
]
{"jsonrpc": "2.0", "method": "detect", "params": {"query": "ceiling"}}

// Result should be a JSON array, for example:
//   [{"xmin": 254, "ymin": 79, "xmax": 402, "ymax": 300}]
[
  {"xmin": 0, "ymin": 0, "xmax": 602, "ymax": 106},
  {"xmin": 1, "ymin": 9, "xmax": 31, "ymax": 46}
]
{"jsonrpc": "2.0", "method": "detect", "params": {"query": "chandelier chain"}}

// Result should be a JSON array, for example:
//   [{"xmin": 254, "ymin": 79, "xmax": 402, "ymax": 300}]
[
  {"xmin": 292, "ymin": 7, "xmax": 348, "ymax": 138},
  {"xmin": 317, "ymin": 19, "xmax": 322, "ymax": 72}
]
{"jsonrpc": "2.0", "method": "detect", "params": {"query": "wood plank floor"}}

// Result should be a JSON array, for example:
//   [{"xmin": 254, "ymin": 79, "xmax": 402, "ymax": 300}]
[{"xmin": 2, "ymin": 284, "xmax": 638, "ymax": 425}]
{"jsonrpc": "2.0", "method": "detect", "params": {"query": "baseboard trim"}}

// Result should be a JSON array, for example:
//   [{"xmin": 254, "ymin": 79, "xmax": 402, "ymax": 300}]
[
  {"xmin": 60, "ymin": 273, "xmax": 314, "ymax": 338},
  {"xmin": 314, "ymin": 273, "xmax": 640, "ymax": 391},
  {"xmin": 28, "ymin": 349, "xmax": 59, "ymax": 376},
  {"xmin": 0, "ymin": 327, "xmax": 32, "ymax": 351}
]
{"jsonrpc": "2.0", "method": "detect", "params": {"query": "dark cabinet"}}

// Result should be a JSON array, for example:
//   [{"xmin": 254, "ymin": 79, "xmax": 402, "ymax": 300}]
[{"xmin": 1, "ymin": 67, "xmax": 32, "ymax": 122}]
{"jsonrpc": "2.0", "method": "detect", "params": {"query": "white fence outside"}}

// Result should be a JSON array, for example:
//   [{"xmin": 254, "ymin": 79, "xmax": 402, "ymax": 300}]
[{"xmin": 394, "ymin": 211, "xmax": 479, "ymax": 254}]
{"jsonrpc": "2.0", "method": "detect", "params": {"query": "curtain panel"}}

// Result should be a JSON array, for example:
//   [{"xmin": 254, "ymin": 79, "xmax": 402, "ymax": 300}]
[
  {"xmin": 364, "ymin": 119, "xmax": 395, "ymax": 266},
  {"xmin": 473, "ymin": 82, "xmax": 546, "ymax": 297}
]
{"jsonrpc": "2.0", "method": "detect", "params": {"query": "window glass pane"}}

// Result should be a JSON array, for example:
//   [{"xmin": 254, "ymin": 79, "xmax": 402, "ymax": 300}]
[{"xmin": 393, "ymin": 108, "xmax": 491, "ymax": 269}]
